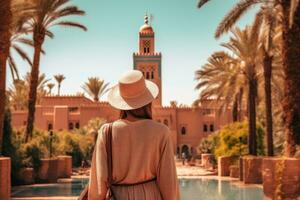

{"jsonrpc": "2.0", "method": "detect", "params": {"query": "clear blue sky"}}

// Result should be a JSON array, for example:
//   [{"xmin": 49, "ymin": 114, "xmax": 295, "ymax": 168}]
[{"xmin": 10, "ymin": 0, "xmax": 258, "ymax": 106}]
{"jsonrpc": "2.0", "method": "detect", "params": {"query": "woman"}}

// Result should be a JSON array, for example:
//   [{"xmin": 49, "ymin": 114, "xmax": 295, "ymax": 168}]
[{"xmin": 88, "ymin": 70, "xmax": 179, "ymax": 200}]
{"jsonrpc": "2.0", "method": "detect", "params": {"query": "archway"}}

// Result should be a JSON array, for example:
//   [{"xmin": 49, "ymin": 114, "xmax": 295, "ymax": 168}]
[{"xmin": 181, "ymin": 145, "xmax": 189, "ymax": 157}]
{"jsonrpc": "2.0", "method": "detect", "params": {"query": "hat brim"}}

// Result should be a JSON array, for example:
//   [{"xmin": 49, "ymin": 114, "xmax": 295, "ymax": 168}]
[{"xmin": 107, "ymin": 80, "xmax": 159, "ymax": 110}]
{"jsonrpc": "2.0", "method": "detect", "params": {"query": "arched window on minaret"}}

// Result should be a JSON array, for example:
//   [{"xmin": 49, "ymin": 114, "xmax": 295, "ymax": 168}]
[
  {"xmin": 146, "ymin": 72, "xmax": 150, "ymax": 79},
  {"xmin": 151, "ymin": 71, "xmax": 154, "ymax": 79},
  {"xmin": 143, "ymin": 40, "xmax": 150, "ymax": 54}
]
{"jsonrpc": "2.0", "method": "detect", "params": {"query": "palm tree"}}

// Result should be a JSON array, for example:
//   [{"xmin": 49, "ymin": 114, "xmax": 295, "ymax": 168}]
[
  {"xmin": 224, "ymin": 27, "xmax": 261, "ymax": 156},
  {"xmin": 24, "ymin": 0, "xmax": 87, "ymax": 142},
  {"xmin": 47, "ymin": 83, "xmax": 55, "ymax": 95},
  {"xmin": 82, "ymin": 77, "xmax": 109, "ymax": 102},
  {"xmin": 54, "ymin": 74, "xmax": 66, "ymax": 96},
  {"xmin": 8, "ymin": 33, "xmax": 31, "ymax": 80},
  {"xmin": 8, "ymin": 73, "xmax": 50, "ymax": 111},
  {"xmin": 253, "ymin": 4, "xmax": 281, "ymax": 156},
  {"xmin": 0, "ymin": 1, "xmax": 12, "ymax": 155},
  {"xmin": 0, "ymin": 0, "xmax": 33, "ymax": 154},
  {"xmin": 8, "ymin": 79, "xmax": 28, "ymax": 111},
  {"xmin": 34, "ymin": 73, "xmax": 50, "ymax": 104},
  {"xmin": 281, "ymin": 0, "xmax": 300, "ymax": 156},
  {"xmin": 196, "ymin": 26, "xmax": 261, "ymax": 155},
  {"xmin": 194, "ymin": 51, "xmax": 246, "ymax": 122},
  {"xmin": 197, "ymin": 0, "xmax": 300, "ymax": 157}
]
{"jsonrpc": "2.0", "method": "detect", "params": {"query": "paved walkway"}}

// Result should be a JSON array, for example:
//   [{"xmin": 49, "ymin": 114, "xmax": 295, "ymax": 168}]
[{"xmin": 176, "ymin": 163, "xmax": 217, "ymax": 176}]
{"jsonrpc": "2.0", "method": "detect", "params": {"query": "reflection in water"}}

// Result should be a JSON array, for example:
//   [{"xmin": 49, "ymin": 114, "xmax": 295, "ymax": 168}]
[
  {"xmin": 179, "ymin": 179, "xmax": 263, "ymax": 200},
  {"xmin": 218, "ymin": 179, "xmax": 222, "ymax": 194},
  {"xmin": 12, "ymin": 179, "xmax": 89, "ymax": 197}
]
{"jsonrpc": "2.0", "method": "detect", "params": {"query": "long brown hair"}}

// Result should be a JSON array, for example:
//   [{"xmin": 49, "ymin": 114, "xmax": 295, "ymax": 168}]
[{"xmin": 120, "ymin": 103, "xmax": 152, "ymax": 119}]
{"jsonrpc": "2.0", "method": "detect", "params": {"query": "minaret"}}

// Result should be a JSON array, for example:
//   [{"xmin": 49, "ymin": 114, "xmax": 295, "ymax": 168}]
[{"xmin": 133, "ymin": 15, "xmax": 162, "ymax": 107}]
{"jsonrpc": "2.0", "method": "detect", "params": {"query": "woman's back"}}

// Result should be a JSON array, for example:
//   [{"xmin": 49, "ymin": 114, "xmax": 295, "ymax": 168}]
[
  {"xmin": 111, "ymin": 119, "xmax": 171, "ymax": 183},
  {"xmin": 89, "ymin": 119, "xmax": 179, "ymax": 200},
  {"xmin": 88, "ymin": 70, "xmax": 179, "ymax": 200}
]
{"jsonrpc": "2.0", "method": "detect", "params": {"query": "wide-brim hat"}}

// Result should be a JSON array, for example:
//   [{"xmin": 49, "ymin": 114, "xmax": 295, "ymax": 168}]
[{"xmin": 108, "ymin": 70, "xmax": 159, "ymax": 110}]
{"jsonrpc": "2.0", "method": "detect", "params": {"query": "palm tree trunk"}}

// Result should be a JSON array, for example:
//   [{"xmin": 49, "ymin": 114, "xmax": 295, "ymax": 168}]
[
  {"xmin": 248, "ymin": 77, "xmax": 257, "ymax": 155},
  {"xmin": 58, "ymin": 84, "xmax": 60, "ymax": 96},
  {"xmin": 25, "ymin": 32, "xmax": 44, "ymax": 142},
  {"xmin": 263, "ymin": 50, "xmax": 274, "ymax": 156},
  {"xmin": 232, "ymin": 95, "xmax": 238, "ymax": 122},
  {"xmin": 281, "ymin": 0, "xmax": 300, "ymax": 157},
  {"xmin": 94, "ymin": 96, "xmax": 99, "ymax": 102},
  {"xmin": 238, "ymin": 88, "xmax": 244, "ymax": 121},
  {"xmin": 0, "ymin": 0, "xmax": 12, "ymax": 155}
]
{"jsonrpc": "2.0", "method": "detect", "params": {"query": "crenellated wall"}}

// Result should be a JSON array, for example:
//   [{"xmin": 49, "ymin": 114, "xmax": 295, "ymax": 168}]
[{"xmin": 11, "ymin": 95, "xmax": 232, "ymax": 156}]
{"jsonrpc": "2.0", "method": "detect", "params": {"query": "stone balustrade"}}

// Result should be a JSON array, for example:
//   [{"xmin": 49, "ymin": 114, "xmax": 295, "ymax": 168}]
[
  {"xmin": 242, "ymin": 156, "xmax": 263, "ymax": 184},
  {"xmin": 263, "ymin": 157, "xmax": 300, "ymax": 199},
  {"xmin": 218, "ymin": 156, "xmax": 235, "ymax": 176}
]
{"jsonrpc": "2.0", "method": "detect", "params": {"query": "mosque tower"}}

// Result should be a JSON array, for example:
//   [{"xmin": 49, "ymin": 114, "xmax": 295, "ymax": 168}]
[{"xmin": 133, "ymin": 15, "xmax": 162, "ymax": 107}]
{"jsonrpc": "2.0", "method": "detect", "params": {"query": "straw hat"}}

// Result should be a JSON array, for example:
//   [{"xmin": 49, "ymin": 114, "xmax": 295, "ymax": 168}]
[{"xmin": 108, "ymin": 70, "xmax": 159, "ymax": 110}]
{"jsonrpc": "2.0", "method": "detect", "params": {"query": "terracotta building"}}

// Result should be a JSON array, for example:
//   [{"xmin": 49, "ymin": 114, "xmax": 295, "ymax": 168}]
[{"xmin": 11, "ymin": 15, "xmax": 233, "ymax": 156}]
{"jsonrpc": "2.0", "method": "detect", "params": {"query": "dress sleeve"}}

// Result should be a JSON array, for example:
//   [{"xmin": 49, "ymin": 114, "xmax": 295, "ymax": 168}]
[
  {"xmin": 157, "ymin": 129, "xmax": 180, "ymax": 200},
  {"xmin": 88, "ymin": 125, "xmax": 108, "ymax": 200}
]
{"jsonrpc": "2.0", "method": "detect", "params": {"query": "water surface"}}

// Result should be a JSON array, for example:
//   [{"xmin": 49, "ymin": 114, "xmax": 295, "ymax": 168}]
[
  {"xmin": 12, "ymin": 178, "xmax": 263, "ymax": 199},
  {"xmin": 179, "ymin": 178, "xmax": 263, "ymax": 200}
]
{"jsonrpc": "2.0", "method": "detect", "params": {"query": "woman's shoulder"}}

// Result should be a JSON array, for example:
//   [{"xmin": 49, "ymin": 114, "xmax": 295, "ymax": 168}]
[
  {"xmin": 143, "ymin": 119, "xmax": 171, "ymax": 136},
  {"xmin": 146, "ymin": 119, "xmax": 169, "ymax": 129},
  {"xmin": 113, "ymin": 119, "xmax": 169, "ymax": 133}
]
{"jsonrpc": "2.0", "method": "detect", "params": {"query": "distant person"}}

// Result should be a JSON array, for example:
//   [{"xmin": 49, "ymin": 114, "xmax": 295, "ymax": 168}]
[
  {"xmin": 89, "ymin": 70, "xmax": 179, "ymax": 200},
  {"xmin": 182, "ymin": 152, "xmax": 186, "ymax": 165}
]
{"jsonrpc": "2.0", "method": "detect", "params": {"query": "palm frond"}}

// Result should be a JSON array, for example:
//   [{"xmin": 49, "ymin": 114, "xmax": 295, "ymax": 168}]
[
  {"xmin": 289, "ymin": 0, "xmax": 300, "ymax": 27},
  {"xmin": 54, "ymin": 74, "xmax": 66, "ymax": 83},
  {"xmin": 15, "ymin": 38, "xmax": 34, "ymax": 47},
  {"xmin": 215, "ymin": 0, "xmax": 263, "ymax": 38},
  {"xmin": 25, "ymin": 0, "xmax": 86, "ymax": 41},
  {"xmin": 52, "ymin": 21, "xmax": 87, "ymax": 31},
  {"xmin": 7, "ymin": 55, "xmax": 19, "ymax": 80},
  {"xmin": 12, "ymin": 44, "xmax": 33, "ymax": 66},
  {"xmin": 45, "ymin": 30, "xmax": 54, "ymax": 39},
  {"xmin": 197, "ymin": 0, "xmax": 211, "ymax": 8}
]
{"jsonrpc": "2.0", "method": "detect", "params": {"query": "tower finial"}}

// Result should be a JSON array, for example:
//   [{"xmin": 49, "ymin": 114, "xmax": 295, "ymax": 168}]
[{"xmin": 144, "ymin": 13, "xmax": 149, "ymax": 25}]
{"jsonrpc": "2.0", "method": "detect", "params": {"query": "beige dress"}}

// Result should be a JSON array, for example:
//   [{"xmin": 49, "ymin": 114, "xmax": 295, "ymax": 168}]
[{"xmin": 88, "ymin": 119, "xmax": 179, "ymax": 200}]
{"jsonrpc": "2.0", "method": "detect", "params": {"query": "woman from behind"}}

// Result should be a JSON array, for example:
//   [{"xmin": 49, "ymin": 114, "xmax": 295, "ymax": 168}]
[{"xmin": 88, "ymin": 70, "xmax": 179, "ymax": 200}]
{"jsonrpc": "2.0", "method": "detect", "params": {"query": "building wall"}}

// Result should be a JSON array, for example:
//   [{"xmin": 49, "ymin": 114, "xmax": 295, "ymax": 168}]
[{"xmin": 11, "ymin": 96, "xmax": 232, "ymax": 155}]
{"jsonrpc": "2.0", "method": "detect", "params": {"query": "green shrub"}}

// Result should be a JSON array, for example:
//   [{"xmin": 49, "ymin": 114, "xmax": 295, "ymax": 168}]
[
  {"xmin": 3, "ymin": 126, "xmax": 44, "ymax": 185},
  {"xmin": 53, "ymin": 130, "xmax": 94, "ymax": 167},
  {"xmin": 2, "ymin": 109, "xmax": 14, "ymax": 156},
  {"xmin": 198, "ymin": 132, "xmax": 219, "ymax": 154},
  {"xmin": 198, "ymin": 132, "xmax": 219, "ymax": 166},
  {"xmin": 5, "ymin": 117, "xmax": 102, "ymax": 184},
  {"xmin": 214, "ymin": 121, "xmax": 265, "ymax": 158},
  {"xmin": 2, "ymin": 109, "xmax": 23, "ymax": 185}
]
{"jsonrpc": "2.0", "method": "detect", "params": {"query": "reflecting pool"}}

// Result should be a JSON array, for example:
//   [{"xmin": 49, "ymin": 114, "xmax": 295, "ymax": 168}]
[
  {"xmin": 12, "ymin": 178, "xmax": 89, "ymax": 198},
  {"xmin": 179, "ymin": 178, "xmax": 263, "ymax": 200},
  {"xmin": 12, "ymin": 178, "xmax": 263, "ymax": 199}
]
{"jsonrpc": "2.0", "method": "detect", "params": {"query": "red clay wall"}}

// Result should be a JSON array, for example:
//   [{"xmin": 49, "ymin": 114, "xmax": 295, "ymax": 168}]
[{"xmin": 0, "ymin": 157, "xmax": 11, "ymax": 200}]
